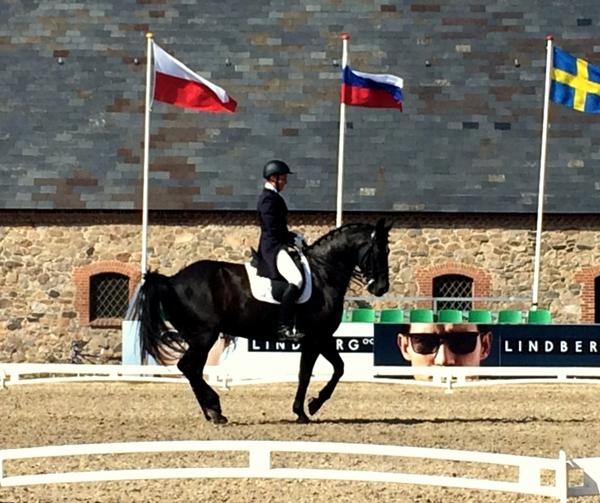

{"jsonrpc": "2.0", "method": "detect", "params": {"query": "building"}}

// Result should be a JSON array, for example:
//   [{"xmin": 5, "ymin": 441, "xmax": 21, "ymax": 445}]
[{"xmin": 2, "ymin": 0, "xmax": 600, "ymax": 362}]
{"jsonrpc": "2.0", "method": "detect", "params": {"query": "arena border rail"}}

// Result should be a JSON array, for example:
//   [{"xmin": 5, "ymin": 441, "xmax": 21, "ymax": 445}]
[
  {"xmin": 371, "ymin": 366, "xmax": 600, "ymax": 391},
  {"xmin": 0, "ymin": 363, "xmax": 183, "ymax": 388},
  {"xmin": 0, "ymin": 440, "xmax": 574, "ymax": 501},
  {"xmin": 3, "ymin": 363, "xmax": 600, "ymax": 391}
]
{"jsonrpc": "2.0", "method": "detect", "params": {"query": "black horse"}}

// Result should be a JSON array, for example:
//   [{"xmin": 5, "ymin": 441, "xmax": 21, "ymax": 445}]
[{"xmin": 135, "ymin": 218, "xmax": 391, "ymax": 424}]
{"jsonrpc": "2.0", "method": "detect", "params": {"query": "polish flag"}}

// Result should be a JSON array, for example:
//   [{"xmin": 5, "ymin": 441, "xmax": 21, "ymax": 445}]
[{"xmin": 153, "ymin": 43, "xmax": 237, "ymax": 113}]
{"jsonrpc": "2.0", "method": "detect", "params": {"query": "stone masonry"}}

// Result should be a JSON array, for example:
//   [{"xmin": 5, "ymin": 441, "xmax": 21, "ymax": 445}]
[{"xmin": 1, "ymin": 211, "xmax": 599, "ymax": 363}]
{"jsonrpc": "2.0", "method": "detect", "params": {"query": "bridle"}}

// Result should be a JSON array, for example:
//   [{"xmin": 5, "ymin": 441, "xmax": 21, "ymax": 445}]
[{"xmin": 357, "ymin": 230, "xmax": 384, "ymax": 287}]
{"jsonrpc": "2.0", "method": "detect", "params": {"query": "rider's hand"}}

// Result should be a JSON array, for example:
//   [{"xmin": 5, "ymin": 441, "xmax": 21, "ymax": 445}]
[{"xmin": 293, "ymin": 233, "xmax": 306, "ymax": 250}]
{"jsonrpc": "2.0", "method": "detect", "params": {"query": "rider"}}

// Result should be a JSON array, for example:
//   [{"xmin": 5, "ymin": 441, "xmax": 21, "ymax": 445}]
[{"xmin": 256, "ymin": 159, "xmax": 306, "ymax": 341}]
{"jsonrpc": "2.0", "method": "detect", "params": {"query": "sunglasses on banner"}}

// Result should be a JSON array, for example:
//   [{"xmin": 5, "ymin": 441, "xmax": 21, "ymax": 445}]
[{"xmin": 408, "ymin": 331, "xmax": 480, "ymax": 355}]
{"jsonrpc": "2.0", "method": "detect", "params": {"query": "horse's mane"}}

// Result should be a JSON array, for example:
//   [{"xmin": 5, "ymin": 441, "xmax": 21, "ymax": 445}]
[
  {"xmin": 308, "ymin": 222, "xmax": 372, "ymax": 250},
  {"xmin": 306, "ymin": 223, "xmax": 373, "ymax": 288}
]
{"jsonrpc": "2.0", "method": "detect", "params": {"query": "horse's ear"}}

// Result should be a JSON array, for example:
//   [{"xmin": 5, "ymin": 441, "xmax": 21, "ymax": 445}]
[{"xmin": 376, "ymin": 218, "xmax": 393, "ymax": 233}]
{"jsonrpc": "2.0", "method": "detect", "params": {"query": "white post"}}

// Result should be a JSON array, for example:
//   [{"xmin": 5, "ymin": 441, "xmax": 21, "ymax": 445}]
[
  {"xmin": 557, "ymin": 449, "xmax": 568, "ymax": 503},
  {"xmin": 335, "ymin": 33, "xmax": 350, "ymax": 228},
  {"xmin": 249, "ymin": 445, "xmax": 271, "ymax": 473},
  {"xmin": 141, "ymin": 33, "xmax": 153, "ymax": 275},
  {"xmin": 532, "ymin": 35, "xmax": 553, "ymax": 309}
]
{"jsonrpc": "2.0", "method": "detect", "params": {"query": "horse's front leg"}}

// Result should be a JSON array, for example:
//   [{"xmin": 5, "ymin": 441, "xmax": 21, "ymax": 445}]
[
  {"xmin": 308, "ymin": 336, "xmax": 344, "ymax": 416},
  {"xmin": 177, "ymin": 336, "xmax": 227, "ymax": 424},
  {"xmin": 292, "ymin": 343, "xmax": 319, "ymax": 424}
]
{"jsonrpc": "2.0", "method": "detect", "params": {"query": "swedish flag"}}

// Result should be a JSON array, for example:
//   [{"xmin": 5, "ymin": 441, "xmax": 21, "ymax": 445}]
[{"xmin": 551, "ymin": 46, "xmax": 600, "ymax": 113}]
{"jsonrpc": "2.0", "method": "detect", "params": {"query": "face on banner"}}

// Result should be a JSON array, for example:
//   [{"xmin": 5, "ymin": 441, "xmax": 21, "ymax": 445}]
[
  {"xmin": 396, "ymin": 323, "xmax": 493, "ymax": 367},
  {"xmin": 375, "ymin": 324, "xmax": 600, "ymax": 370}
]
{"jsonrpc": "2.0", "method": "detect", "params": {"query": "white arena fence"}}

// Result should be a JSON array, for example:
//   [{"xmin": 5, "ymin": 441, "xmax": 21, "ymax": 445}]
[
  {"xmin": 0, "ymin": 363, "xmax": 184, "ymax": 388},
  {"xmin": 3, "ymin": 365, "xmax": 600, "ymax": 500},
  {"xmin": 0, "ymin": 439, "xmax": 588, "ymax": 502},
  {"xmin": 3, "ymin": 363, "xmax": 600, "ymax": 391}
]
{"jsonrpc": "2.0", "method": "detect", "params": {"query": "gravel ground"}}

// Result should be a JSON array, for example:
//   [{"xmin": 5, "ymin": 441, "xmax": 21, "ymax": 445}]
[{"xmin": 2, "ymin": 380, "xmax": 600, "ymax": 502}]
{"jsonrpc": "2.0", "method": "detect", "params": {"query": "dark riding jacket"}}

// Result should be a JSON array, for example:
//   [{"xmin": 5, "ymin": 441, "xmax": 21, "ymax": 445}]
[{"xmin": 256, "ymin": 187, "xmax": 296, "ymax": 279}]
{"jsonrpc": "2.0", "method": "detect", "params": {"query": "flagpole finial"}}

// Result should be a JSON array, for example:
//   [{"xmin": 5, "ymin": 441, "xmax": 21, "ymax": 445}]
[
  {"xmin": 341, "ymin": 32, "xmax": 350, "ymax": 40},
  {"xmin": 146, "ymin": 32, "xmax": 153, "ymax": 39},
  {"xmin": 545, "ymin": 34, "xmax": 553, "ymax": 41}
]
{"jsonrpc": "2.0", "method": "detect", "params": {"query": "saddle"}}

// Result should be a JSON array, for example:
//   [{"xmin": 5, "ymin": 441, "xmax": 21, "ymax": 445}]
[{"xmin": 245, "ymin": 249, "xmax": 312, "ymax": 304}]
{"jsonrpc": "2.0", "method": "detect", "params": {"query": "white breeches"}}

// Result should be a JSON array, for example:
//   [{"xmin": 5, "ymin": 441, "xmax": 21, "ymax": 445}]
[{"xmin": 276, "ymin": 249, "xmax": 303, "ymax": 288}]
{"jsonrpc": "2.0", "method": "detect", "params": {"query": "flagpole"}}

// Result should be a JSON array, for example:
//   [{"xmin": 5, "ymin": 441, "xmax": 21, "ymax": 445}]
[
  {"xmin": 531, "ymin": 35, "xmax": 553, "ymax": 309},
  {"xmin": 335, "ymin": 33, "xmax": 350, "ymax": 228},
  {"xmin": 141, "ymin": 32, "xmax": 153, "ymax": 275}
]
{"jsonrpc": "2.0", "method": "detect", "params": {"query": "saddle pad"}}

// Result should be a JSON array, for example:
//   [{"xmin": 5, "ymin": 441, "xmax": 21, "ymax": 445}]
[{"xmin": 244, "ymin": 253, "xmax": 312, "ymax": 305}]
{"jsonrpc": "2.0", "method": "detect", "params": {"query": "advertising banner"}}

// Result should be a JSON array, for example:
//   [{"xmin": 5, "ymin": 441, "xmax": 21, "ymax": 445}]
[
  {"xmin": 221, "ymin": 323, "xmax": 375, "ymax": 380},
  {"xmin": 375, "ymin": 323, "xmax": 600, "ymax": 367},
  {"xmin": 248, "ymin": 322, "xmax": 374, "ymax": 353},
  {"xmin": 124, "ymin": 320, "xmax": 600, "ymax": 373}
]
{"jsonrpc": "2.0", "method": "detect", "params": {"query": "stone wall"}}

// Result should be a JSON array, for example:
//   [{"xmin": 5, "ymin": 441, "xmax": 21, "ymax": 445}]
[{"xmin": 1, "ymin": 211, "xmax": 600, "ymax": 362}]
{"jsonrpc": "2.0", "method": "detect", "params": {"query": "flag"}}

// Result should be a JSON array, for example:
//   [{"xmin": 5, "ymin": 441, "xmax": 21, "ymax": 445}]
[
  {"xmin": 152, "ymin": 42, "xmax": 237, "ymax": 113},
  {"xmin": 341, "ymin": 66, "xmax": 403, "ymax": 110},
  {"xmin": 550, "ymin": 46, "xmax": 600, "ymax": 113}
]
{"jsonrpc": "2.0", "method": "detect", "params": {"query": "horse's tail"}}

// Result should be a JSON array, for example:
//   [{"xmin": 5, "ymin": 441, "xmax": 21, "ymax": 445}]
[{"xmin": 134, "ymin": 271, "xmax": 187, "ymax": 365}]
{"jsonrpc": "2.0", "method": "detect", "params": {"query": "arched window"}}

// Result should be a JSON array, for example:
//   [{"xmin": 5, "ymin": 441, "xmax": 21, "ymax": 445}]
[
  {"xmin": 90, "ymin": 272, "xmax": 130, "ymax": 321},
  {"xmin": 433, "ymin": 274, "xmax": 473, "ymax": 311},
  {"xmin": 73, "ymin": 261, "xmax": 140, "ymax": 328}
]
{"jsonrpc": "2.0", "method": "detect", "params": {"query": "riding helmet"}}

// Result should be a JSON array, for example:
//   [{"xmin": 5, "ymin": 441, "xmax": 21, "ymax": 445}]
[{"xmin": 263, "ymin": 159, "xmax": 293, "ymax": 179}]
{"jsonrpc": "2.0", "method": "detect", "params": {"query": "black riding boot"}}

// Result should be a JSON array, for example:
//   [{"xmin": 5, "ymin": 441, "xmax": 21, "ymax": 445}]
[{"xmin": 277, "ymin": 284, "xmax": 305, "ymax": 341}]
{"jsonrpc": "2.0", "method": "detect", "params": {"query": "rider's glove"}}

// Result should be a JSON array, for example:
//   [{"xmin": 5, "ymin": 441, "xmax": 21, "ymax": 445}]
[{"xmin": 293, "ymin": 233, "xmax": 306, "ymax": 250}]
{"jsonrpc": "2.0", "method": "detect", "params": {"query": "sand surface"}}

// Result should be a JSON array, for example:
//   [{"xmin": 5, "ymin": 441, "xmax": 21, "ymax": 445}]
[{"xmin": 2, "ymin": 380, "xmax": 600, "ymax": 502}]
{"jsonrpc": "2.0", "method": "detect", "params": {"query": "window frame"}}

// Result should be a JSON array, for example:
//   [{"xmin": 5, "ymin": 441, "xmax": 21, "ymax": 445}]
[
  {"xmin": 415, "ymin": 263, "xmax": 492, "ymax": 311},
  {"xmin": 73, "ymin": 261, "xmax": 141, "ymax": 329},
  {"xmin": 433, "ymin": 273, "xmax": 474, "ymax": 312},
  {"xmin": 89, "ymin": 271, "xmax": 131, "ymax": 325}
]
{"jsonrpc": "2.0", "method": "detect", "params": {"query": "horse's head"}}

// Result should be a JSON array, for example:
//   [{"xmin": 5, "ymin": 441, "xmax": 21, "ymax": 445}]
[{"xmin": 357, "ymin": 218, "xmax": 392, "ymax": 296}]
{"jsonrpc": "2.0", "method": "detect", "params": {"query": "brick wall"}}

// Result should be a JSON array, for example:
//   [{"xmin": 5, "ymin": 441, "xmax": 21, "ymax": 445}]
[
  {"xmin": 73, "ymin": 261, "xmax": 141, "ymax": 327},
  {"xmin": 415, "ymin": 262, "xmax": 492, "ymax": 308}
]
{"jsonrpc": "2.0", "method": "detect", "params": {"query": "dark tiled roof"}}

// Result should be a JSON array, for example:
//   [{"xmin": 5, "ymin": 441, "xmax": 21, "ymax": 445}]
[{"xmin": 2, "ymin": 1, "xmax": 600, "ymax": 213}]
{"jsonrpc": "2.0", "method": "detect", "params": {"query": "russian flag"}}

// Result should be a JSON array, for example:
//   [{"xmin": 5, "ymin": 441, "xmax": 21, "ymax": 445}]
[
  {"xmin": 153, "ymin": 43, "xmax": 237, "ymax": 113},
  {"xmin": 341, "ymin": 66, "xmax": 403, "ymax": 110}
]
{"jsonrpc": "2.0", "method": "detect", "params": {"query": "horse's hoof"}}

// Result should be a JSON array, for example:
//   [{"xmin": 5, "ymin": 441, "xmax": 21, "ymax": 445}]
[
  {"xmin": 207, "ymin": 410, "xmax": 228, "ymax": 424},
  {"xmin": 308, "ymin": 397, "xmax": 321, "ymax": 415},
  {"xmin": 296, "ymin": 414, "xmax": 310, "ymax": 424}
]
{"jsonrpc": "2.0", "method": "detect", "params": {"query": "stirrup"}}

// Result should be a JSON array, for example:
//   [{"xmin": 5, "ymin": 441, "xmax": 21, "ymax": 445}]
[{"xmin": 276, "ymin": 326, "xmax": 305, "ymax": 342}]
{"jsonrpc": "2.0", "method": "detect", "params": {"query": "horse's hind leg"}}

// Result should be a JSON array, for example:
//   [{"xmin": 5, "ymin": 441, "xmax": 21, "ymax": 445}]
[
  {"xmin": 177, "ymin": 337, "xmax": 227, "ymax": 424},
  {"xmin": 292, "ymin": 344, "xmax": 319, "ymax": 424},
  {"xmin": 308, "ymin": 337, "xmax": 344, "ymax": 416}
]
